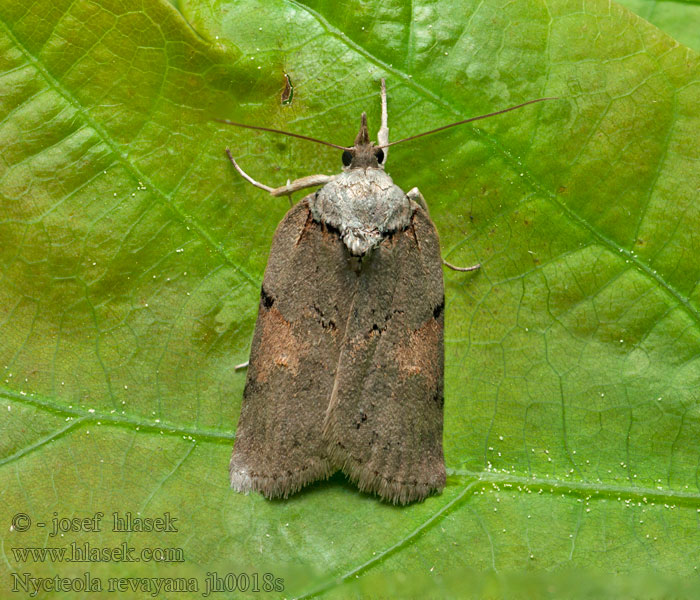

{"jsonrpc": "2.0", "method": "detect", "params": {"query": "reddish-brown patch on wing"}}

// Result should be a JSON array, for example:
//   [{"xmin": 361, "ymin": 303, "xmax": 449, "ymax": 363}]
[
  {"xmin": 392, "ymin": 318, "xmax": 440, "ymax": 383},
  {"xmin": 231, "ymin": 198, "xmax": 356, "ymax": 500},
  {"xmin": 254, "ymin": 307, "xmax": 307, "ymax": 382}
]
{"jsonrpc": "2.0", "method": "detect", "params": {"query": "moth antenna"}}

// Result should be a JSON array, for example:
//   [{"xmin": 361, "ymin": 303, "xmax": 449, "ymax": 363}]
[
  {"xmin": 214, "ymin": 119, "xmax": 351, "ymax": 151},
  {"xmin": 378, "ymin": 97, "xmax": 558, "ymax": 148}
]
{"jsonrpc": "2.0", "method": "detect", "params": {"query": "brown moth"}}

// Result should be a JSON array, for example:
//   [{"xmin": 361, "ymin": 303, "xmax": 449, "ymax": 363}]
[{"xmin": 221, "ymin": 81, "xmax": 553, "ymax": 504}]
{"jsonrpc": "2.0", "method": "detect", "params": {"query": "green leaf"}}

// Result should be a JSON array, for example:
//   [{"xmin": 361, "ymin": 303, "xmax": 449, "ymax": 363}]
[
  {"xmin": 617, "ymin": 0, "xmax": 700, "ymax": 53},
  {"xmin": 1, "ymin": 0, "xmax": 698, "ymax": 597}
]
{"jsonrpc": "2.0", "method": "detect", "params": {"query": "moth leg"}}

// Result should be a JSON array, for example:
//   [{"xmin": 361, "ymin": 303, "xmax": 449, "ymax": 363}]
[
  {"xmin": 377, "ymin": 78, "xmax": 389, "ymax": 166},
  {"xmin": 407, "ymin": 186, "xmax": 429, "ymax": 214},
  {"xmin": 407, "ymin": 187, "xmax": 481, "ymax": 273},
  {"xmin": 234, "ymin": 360, "xmax": 249, "ymax": 371},
  {"xmin": 226, "ymin": 149, "xmax": 335, "ymax": 200},
  {"xmin": 442, "ymin": 259, "xmax": 480, "ymax": 272}
]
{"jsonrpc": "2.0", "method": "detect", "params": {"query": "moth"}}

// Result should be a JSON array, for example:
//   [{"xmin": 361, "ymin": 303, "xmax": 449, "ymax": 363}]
[{"xmin": 221, "ymin": 81, "xmax": 552, "ymax": 504}]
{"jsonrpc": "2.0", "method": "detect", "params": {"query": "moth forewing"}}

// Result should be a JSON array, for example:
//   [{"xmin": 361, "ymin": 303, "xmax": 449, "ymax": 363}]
[{"xmin": 320, "ymin": 206, "xmax": 446, "ymax": 504}]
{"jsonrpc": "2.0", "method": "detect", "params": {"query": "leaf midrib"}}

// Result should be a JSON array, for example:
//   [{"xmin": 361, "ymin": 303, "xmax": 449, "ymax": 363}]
[
  {"xmin": 292, "ymin": 480, "xmax": 479, "ymax": 600},
  {"xmin": 0, "ymin": 388, "xmax": 235, "ymax": 457}
]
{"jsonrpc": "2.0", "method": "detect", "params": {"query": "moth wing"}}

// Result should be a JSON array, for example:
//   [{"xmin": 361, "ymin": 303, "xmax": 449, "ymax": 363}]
[
  {"xmin": 323, "ymin": 206, "xmax": 446, "ymax": 504},
  {"xmin": 230, "ymin": 199, "xmax": 353, "ymax": 499}
]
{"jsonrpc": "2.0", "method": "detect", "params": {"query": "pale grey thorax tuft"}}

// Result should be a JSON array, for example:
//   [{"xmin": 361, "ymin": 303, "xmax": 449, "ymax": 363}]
[{"xmin": 310, "ymin": 168, "xmax": 413, "ymax": 256}]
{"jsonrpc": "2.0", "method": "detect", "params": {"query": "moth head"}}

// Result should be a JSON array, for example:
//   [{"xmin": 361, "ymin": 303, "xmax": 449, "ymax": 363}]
[{"xmin": 341, "ymin": 113, "xmax": 385, "ymax": 170}]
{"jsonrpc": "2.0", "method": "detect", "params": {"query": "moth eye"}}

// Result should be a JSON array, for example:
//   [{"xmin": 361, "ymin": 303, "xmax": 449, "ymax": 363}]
[
  {"xmin": 374, "ymin": 148, "xmax": 385, "ymax": 164},
  {"xmin": 342, "ymin": 150, "xmax": 353, "ymax": 166}
]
